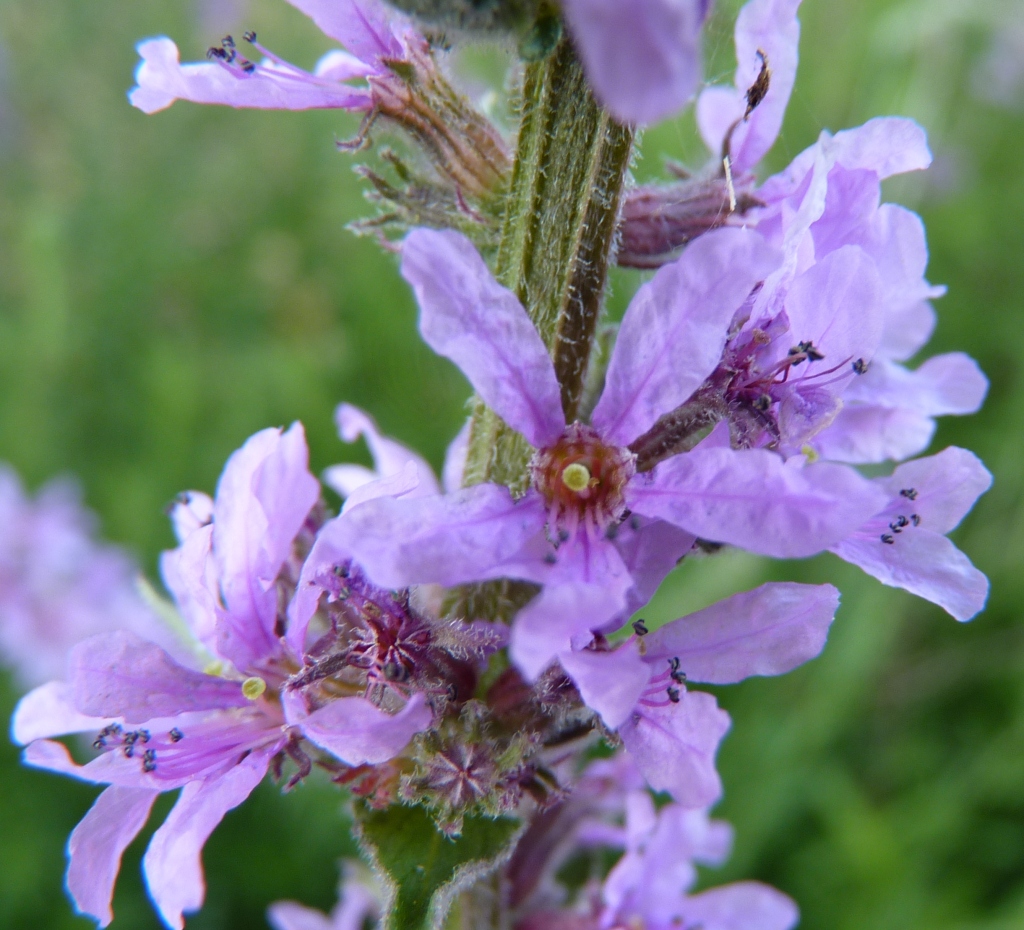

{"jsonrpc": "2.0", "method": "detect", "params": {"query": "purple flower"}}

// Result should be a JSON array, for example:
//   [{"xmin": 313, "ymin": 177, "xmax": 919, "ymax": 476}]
[
  {"xmin": 129, "ymin": 0, "xmax": 407, "ymax": 115},
  {"xmin": 0, "ymin": 466, "xmax": 180, "ymax": 688},
  {"xmin": 10, "ymin": 424, "xmax": 430, "ymax": 929},
  {"xmin": 598, "ymin": 792, "xmax": 798, "ymax": 930},
  {"xmin": 528, "ymin": 581, "xmax": 838, "ymax": 806},
  {"xmin": 323, "ymin": 402, "xmax": 470, "ymax": 510},
  {"xmin": 740, "ymin": 117, "xmax": 988, "ymax": 463},
  {"xmin": 269, "ymin": 863, "xmax": 382, "ymax": 930},
  {"xmin": 326, "ymin": 227, "xmax": 885, "ymax": 656},
  {"xmin": 697, "ymin": 0, "xmax": 802, "ymax": 172},
  {"xmin": 830, "ymin": 447, "xmax": 992, "ymax": 621},
  {"xmin": 560, "ymin": 0, "xmax": 712, "ymax": 125}
]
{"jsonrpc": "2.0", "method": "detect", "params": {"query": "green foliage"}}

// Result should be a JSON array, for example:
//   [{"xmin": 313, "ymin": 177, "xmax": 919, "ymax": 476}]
[{"xmin": 354, "ymin": 802, "xmax": 521, "ymax": 930}]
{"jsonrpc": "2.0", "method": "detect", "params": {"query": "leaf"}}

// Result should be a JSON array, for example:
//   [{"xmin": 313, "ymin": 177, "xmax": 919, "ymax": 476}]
[{"xmin": 354, "ymin": 802, "xmax": 523, "ymax": 930}]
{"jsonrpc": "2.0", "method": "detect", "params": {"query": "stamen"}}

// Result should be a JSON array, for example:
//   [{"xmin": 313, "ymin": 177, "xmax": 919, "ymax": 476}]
[
  {"xmin": 561, "ymin": 462, "xmax": 592, "ymax": 493},
  {"xmin": 242, "ymin": 676, "xmax": 267, "ymax": 700}
]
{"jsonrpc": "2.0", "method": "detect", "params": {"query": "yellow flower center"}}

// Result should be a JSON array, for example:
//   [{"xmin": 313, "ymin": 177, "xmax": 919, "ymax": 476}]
[
  {"xmin": 561, "ymin": 462, "xmax": 592, "ymax": 493},
  {"xmin": 242, "ymin": 676, "xmax": 267, "ymax": 701}
]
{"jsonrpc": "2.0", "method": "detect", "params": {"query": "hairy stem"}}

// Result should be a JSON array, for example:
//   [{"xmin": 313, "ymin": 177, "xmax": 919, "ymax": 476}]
[
  {"xmin": 462, "ymin": 39, "xmax": 634, "ymax": 492},
  {"xmin": 449, "ymin": 41, "xmax": 633, "ymax": 623}
]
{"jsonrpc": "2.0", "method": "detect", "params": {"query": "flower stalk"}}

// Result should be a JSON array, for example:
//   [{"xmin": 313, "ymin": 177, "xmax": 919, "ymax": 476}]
[{"xmin": 462, "ymin": 38, "xmax": 634, "ymax": 492}]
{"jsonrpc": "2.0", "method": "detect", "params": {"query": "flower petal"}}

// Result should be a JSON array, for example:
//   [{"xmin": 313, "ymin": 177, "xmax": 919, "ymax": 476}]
[
  {"xmin": 332, "ymin": 403, "xmax": 440, "ymax": 497},
  {"xmin": 402, "ymin": 229, "xmax": 565, "ymax": 448},
  {"xmin": 283, "ymin": 0, "xmax": 404, "ymax": 62},
  {"xmin": 619, "ymin": 689, "xmax": 730, "ymax": 807},
  {"xmin": 697, "ymin": 0, "xmax": 803, "ymax": 171},
  {"xmin": 128, "ymin": 38, "xmax": 371, "ymax": 115},
  {"xmin": 67, "ymin": 786, "xmax": 159, "ymax": 928},
  {"xmin": 593, "ymin": 227, "xmax": 780, "ymax": 446},
  {"xmin": 143, "ymin": 748, "xmax": 275, "ymax": 930},
  {"xmin": 12, "ymin": 681, "xmax": 110, "ymax": 745},
  {"xmin": 833, "ymin": 527, "xmax": 988, "ymax": 622},
  {"xmin": 643, "ymin": 582, "xmax": 838, "ymax": 684},
  {"xmin": 561, "ymin": 0, "xmax": 707, "ymax": 125},
  {"xmin": 559, "ymin": 644, "xmax": 652, "ymax": 730},
  {"xmin": 682, "ymin": 881, "xmax": 799, "ymax": 930},
  {"xmin": 69, "ymin": 631, "xmax": 247, "ymax": 723},
  {"xmin": 326, "ymin": 484, "xmax": 549, "ymax": 589},
  {"xmin": 628, "ymin": 447, "xmax": 888, "ymax": 558},
  {"xmin": 267, "ymin": 901, "xmax": 336, "ymax": 930},
  {"xmin": 284, "ymin": 691, "xmax": 432, "ymax": 765}
]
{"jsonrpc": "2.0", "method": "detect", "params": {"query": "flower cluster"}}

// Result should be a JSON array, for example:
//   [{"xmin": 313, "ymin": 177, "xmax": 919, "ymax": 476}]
[{"xmin": 11, "ymin": 0, "xmax": 993, "ymax": 928}]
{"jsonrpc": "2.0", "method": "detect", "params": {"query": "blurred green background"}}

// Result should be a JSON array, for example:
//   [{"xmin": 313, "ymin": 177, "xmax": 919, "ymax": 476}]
[{"xmin": 0, "ymin": 0, "xmax": 1021, "ymax": 927}]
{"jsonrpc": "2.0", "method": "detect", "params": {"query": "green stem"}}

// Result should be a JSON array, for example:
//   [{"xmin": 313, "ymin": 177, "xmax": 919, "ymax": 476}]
[
  {"xmin": 462, "ymin": 39, "xmax": 634, "ymax": 493},
  {"xmin": 448, "ymin": 41, "xmax": 633, "ymax": 624}
]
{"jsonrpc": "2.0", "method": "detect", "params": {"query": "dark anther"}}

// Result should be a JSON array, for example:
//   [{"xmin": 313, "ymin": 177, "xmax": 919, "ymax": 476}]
[
  {"xmin": 630, "ymin": 515, "xmax": 641, "ymax": 531},
  {"xmin": 899, "ymin": 488, "xmax": 918, "ymax": 500},
  {"xmin": 744, "ymin": 49, "xmax": 771, "ymax": 118},
  {"xmin": 669, "ymin": 657, "xmax": 687, "ymax": 684},
  {"xmin": 207, "ymin": 46, "xmax": 228, "ymax": 60},
  {"xmin": 138, "ymin": 729, "xmax": 151, "ymax": 744},
  {"xmin": 92, "ymin": 737, "xmax": 106, "ymax": 750},
  {"xmin": 881, "ymin": 533, "xmax": 895, "ymax": 545},
  {"xmin": 169, "ymin": 728, "xmax": 184, "ymax": 743},
  {"xmin": 243, "ymin": 30, "xmax": 257, "ymax": 42},
  {"xmin": 632, "ymin": 619, "xmax": 649, "ymax": 637},
  {"xmin": 543, "ymin": 552, "xmax": 557, "ymax": 565},
  {"xmin": 558, "ymin": 529, "xmax": 570, "ymax": 543},
  {"xmin": 667, "ymin": 686, "xmax": 681, "ymax": 704},
  {"xmin": 384, "ymin": 661, "xmax": 410, "ymax": 682},
  {"xmin": 605, "ymin": 523, "xmax": 619, "ymax": 540},
  {"xmin": 890, "ymin": 515, "xmax": 910, "ymax": 533},
  {"xmin": 241, "ymin": 61, "xmax": 256, "ymax": 73},
  {"xmin": 221, "ymin": 34, "xmax": 236, "ymax": 48},
  {"xmin": 789, "ymin": 340, "xmax": 824, "ymax": 364},
  {"xmin": 754, "ymin": 393, "xmax": 772, "ymax": 412},
  {"xmin": 142, "ymin": 749, "xmax": 157, "ymax": 773},
  {"xmin": 852, "ymin": 358, "xmax": 868, "ymax": 375},
  {"xmin": 911, "ymin": 514, "xmax": 921, "ymax": 526}
]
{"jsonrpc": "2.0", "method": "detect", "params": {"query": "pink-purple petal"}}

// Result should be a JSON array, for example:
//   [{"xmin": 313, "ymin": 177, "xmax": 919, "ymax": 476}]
[
  {"xmin": 642, "ymin": 582, "xmax": 839, "ymax": 684},
  {"xmin": 268, "ymin": 901, "xmax": 337, "ymax": 930},
  {"xmin": 510, "ymin": 584, "xmax": 623, "ymax": 681},
  {"xmin": 683, "ymin": 881, "xmax": 800, "ymax": 930},
  {"xmin": 12, "ymin": 681, "xmax": 110, "ymax": 745},
  {"xmin": 559, "ymin": 645, "xmax": 652, "ymax": 730},
  {"xmin": 128, "ymin": 38, "xmax": 371, "ymax": 115},
  {"xmin": 67, "ymin": 786, "xmax": 159, "ymax": 928},
  {"xmin": 325, "ymin": 484, "xmax": 548, "ymax": 590},
  {"xmin": 628, "ymin": 446, "xmax": 889, "ymax": 558},
  {"xmin": 697, "ymin": 0, "xmax": 802, "ymax": 171},
  {"xmin": 832, "ymin": 529, "xmax": 988, "ymax": 622},
  {"xmin": 285, "ymin": 691, "xmax": 432, "ymax": 765},
  {"xmin": 402, "ymin": 229, "xmax": 565, "ymax": 448},
  {"xmin": 143, "ymin": 748, "xmax": 275, "ymax": 930},
  {"xmin": 619, "ymin": 690, "xmax": 730, "ymax": 807},
  {"xmin": 593, "ymin": 228, "xmax": 780, "ymax": 446},
  {"xmin": 561, "ymin": 0, "xmax": 706, "ymax": 125},
  {"xmin": 283, "ymin": 0, "xmax": 404, "ymax": 61},
  {"xmin": 69, "ymin": 631, "xmax": 247, "ymax": 723},
  {"xmin": 333, "ymin": 403, "xmax": 441, "ymax": 497}
]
